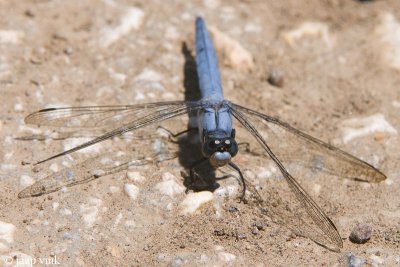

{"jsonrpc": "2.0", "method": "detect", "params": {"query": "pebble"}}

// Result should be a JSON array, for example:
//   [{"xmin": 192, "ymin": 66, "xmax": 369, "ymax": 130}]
[
  {"xmin": 180, "ymin": 192, "xmax": 213, "ymax": 215},
  {"xmin": 134, "ymin": 68, "xmax": 163, "ymax": 82},
  {"xmin": 124, "ymin": 184, "xmax": 140, "ymax": 200},
  {"xmin": 155, "ymin": 173, "xmax": 185, "ymax": 197},
  {"xmin": 267, "ymin": 69, "xmax": 284, "ymax": 87},
  {"xmin": 0, "ymin": 221, "xmax": 16, "ymax": 251},
  {"xmin": 209, "ymin": 26, "xmax": 254, "ymax": 72},
  {"xmin": 100, "ymin": 7, "xmax": 144, "ymax": 48},
  {"xmin": 282, "ymin": 21, "xmax": 333, "ymax": 49},
  {"xmin": 79, "ymin": 197, "xmax": 102, "ymax": 227},
  {"xmin": 0, "ymin": 30, "xmax": 23, "ymax": 44},
  {"xmin": 19, "ymin": 175, "xmax": 35, "ymax": 187},
  {"xmin": 217, "ymin": 252, "xmax": 236, "ymax": 262},
  {"xmin": 344, "ymin": 252, "xmax": 365, "ymax": 267},
  {"xmin": 341, "ymin": 113, "xmax": 397, "ymax": 143},
  {"xmin": 126, "ymin": 171, "xmax": 146, "ymax": 183},
  {"xmin": 375, "ymin": 13, "xmax": 400, "ymax": 70},
  {"xmin": 349, "ymin": 224, "xmax": 372, "ymax": 244}
]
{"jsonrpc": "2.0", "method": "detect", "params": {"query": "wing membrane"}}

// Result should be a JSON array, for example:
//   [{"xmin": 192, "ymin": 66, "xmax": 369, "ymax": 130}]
[
  {"xmin": 231, "ymin": 103, "xmax": 386, "ymax": 183},
  {"xmin": 25, "ymin": 101, "xmax": 190, "ymax": 128},
  {"xmin": 18, "ymin": 151, "xmax": 177, "ymax": 198},
  {"xmin": 230, "ymin": 105, "xmax": 341, "ymax": 250},
  {"xmin": 29, "ymin": 101, "xmax": 200, "ymax": 164}
]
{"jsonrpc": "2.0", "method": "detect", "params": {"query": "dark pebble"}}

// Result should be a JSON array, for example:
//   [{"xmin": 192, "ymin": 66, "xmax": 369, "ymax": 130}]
[
  {"xmin": 254, "ymin": 222, "xmax": 265, "ymax": 231},
  {"xmin": 267, "ymin": 69, "xmax": 284, "ymax": 87},
  {"xmin": 214, "ymin": 228, "xmax": 225, "ymax": 236},
  {"xmin": 228, "ymin": 206, "xmax": 238, "ymax": 212},
  {"xmin": 349, "ymin": 224, "xmax": 372, "ymax": 244}
]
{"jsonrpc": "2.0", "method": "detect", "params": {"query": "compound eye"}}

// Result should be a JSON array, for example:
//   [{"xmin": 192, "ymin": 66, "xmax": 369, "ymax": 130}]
[
  {"xmin": 224, "ymin": 139, "xmax": 231, "ymax": 147},
  {"xmin": 208, "ymin": 139, "xmax": 220, "ymax": 148}
]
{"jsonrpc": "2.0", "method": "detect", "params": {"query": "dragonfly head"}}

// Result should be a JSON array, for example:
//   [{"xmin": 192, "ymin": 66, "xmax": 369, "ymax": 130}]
[{"xmin": 202, "ymin": 130, "xmax": 238, "ymax": 167}]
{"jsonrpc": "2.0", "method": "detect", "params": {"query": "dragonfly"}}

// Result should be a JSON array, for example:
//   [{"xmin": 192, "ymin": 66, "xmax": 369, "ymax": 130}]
[{"xmin": 19, "ymin": 17, "xmax": 386, "ymax": 251}]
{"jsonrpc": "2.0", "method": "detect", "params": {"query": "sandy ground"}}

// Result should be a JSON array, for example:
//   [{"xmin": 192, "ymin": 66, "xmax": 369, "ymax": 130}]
[{"xmin": 1, "ymin": 0, "xmax": 400, "ymax": 266}]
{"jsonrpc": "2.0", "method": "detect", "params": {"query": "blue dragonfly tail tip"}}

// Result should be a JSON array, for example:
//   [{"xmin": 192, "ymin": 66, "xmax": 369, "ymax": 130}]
[{"xmin": 196, "ymin": 16, "xmax": 204, "ymax": 25}]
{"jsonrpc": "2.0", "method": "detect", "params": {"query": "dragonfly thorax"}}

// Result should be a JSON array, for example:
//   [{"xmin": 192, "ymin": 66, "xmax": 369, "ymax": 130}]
[{"xmin": 202, "ymin": 129, "xmax": 238, "ymax": 167}]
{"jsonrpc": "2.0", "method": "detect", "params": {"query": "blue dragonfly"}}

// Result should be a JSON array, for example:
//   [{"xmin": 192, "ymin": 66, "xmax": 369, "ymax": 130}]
[{"xmin": 19, "ymin": 17, "xmax": 386, "ymax": 251}]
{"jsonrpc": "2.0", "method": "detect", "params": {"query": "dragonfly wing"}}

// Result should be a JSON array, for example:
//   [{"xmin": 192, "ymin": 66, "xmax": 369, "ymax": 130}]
[
  {"xmin": 25, "ymin": 101, "xmax": 193, "ymax": 129},
  {"xmin": 31, "ymin": 101, "xmax": 201, "ymax": 164},
  {"xmin": 18, "ymin": 151, "xmax": 178, "ymax": 198},
  {"xmin": 230, "ymin": 104, "xmax": 347, "ymax": 250},
  {"xmin": 230, "ymin": 103, "xmax": 386, "ymax": 183}
]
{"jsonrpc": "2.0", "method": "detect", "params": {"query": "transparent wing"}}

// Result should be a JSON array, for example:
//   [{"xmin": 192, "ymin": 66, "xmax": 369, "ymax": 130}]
[
  {"xmin": 231, "ymin": 103, "xmax": 386, "ymax": 183},
  {"xmin": 231, "ymin": 103, "xmax": 385, "ymax": 250},
  {"xmin": 27, "ymin": 101, "xmax": 201, "ymax": 164},
  {"xmin": 18, "ymin": 151, "xmax": 178, "ymax": 198},
  {"xmin": 25, "ymin": 101, "xmax": 191, "ymax": 129}
]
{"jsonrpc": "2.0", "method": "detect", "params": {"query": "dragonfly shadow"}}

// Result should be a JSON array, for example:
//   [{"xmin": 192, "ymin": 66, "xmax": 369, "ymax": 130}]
[{"xmin": 177, "ymin": 42, "xmax": 220, "ymax": 193}]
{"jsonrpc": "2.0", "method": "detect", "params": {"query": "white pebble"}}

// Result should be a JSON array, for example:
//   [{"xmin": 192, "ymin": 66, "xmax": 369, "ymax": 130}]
[
  {"xmin": 19, "ymin": 175, "xmax": 35, "ymax": 187},
  {"xmin": 109, "ymin": 186, "xmax": 120, "ymax": 193},
  {"xmin": 180, "ymin": 192, "xmax": 213, "ymax": 215},
  {"xmin": 52, "ymin": 202, "xmax": 59, "ymax": 210},
  {"xmin": 203, "ymin": 0, "xmax": 220, "ymax": 9},
  {"xmin": 13, "ymin": 103, "xmax": 23, "ymax": 111},
  {"xmin": 126, "ymin": 171, "xmax": 146, "ymax": 183},
  {"xmin": 155, "ymin": 179, "xmax": 185, "ymax": 197},
  {"xmin": 49, "ymin": 163, "xmax": 59, "ymax": 172},
  {"xmin": 165, "ymin": 26, "xmax": 180, "ymax": 40},
  {"xmin": 79, "ymin": 197, "xmax": 102, "ymax": 227},
  {"xmin": 0, "ymin": 30, "xmax": 23, "ymax": 44},
  {"xmin": 62, "ymin": 208, "xmax": 72, "ymax": 216},
  {"xmin": 218, "ymin": 252, "xmax": 236, "ymax": 262},
  {"xmin": 124, "ymin": 184, "xmax": 139, "ymax": 200},
  {"xmin": 341, "ymin": 113, "xmax": 397, "ymax": 143},
  {"xmin": 282, "ymin": 21, "xmax": 334, "ymax": 49},
  {"xmin": 125, "ymin": 220, "xmax": 136, "ymax": 229},
  {"xmin": 257, "ymin": 169, "xmax": 272, "ymax": 180},
  {"xmin": 0, "ymin": 221, "xmax": 15, "ymax": 251},
  {"xmin": 385, "ymin": 179, "xmax": 393, "ymax": 186},
  {"xmin": 369, "ymin": 254, "xmax": 384, "ymax": 265},
  {"xmin": 375, "ymin": 13, "xmax": 400, "ymax": 69},
  {"xmin": 100, "ymin": 7, "xmax": 144, "ymax": 48},
  {"xmin": 1, "ymin": 164, "xmax": 16, "ymax": 171},
  {"xmin": 214, "ymin": 185, "xmax": 240, "ymax": 198},
  {"xmin": 134, "ymin": 68, "xmax": 163, "ymax": 82},
  {"xmin": 313, "ymin": 183, "xmax": 321, "ymax": 195},
  {"xmin": 209, "ymin": 26, "xmax": 254, "ymax": 72}
]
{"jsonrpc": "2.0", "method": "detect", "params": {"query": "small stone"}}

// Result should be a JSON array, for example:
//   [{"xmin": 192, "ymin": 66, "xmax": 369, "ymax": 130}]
[
  {"xmin": 63, "ymin": 47, "xmax": 73, "ymax": 55},
  {"xmin": 236, "ymin": 232, "xmax": 247, "ymax": 240},
  {"xmin": 179, "ymin": 192, "xmax": 213, "ymax": 215},
  {"xmin": 343, "ymin": 252, "xmax": 365, "ymax": 267},
  {"xmin": 214, "ymin": 228, "xmax": 225, "ymax": 236},
  {"xmin": 228, "ymin": 206, "xmax": 238, "ymax": 212},
  {"xmin": 267, "ymin": 69, "xmax": 284, "ymax": 87},
  {"xmin": 251, "ymin": 227, "xmax": 259, "ymax": 235},
  {"xmin": 254, "ymin": 222, "xmax": 265, "ymax": 231},
  {"xmin": 124, "ymin": 184, "xmax": 140, "ymax": 200},
  {"xmin": 349, "ymin": 224, "xmax": 372, "ymax": 244}
]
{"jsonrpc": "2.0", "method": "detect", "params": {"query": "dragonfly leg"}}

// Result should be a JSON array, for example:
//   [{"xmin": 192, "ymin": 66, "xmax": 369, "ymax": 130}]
[
  {"xmin": 186, "ymin": 157, "xmax": 208, "ymax": 193},
  {"xmin": 228, "ymin": 162, "xmax": 246, "ymax": 202},
  {"xmin": 157, "ymin": 126, "xmax": 197, "ymax": 143}
]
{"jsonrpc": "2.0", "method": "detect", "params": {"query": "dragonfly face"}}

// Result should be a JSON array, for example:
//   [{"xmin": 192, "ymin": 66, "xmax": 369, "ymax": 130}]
[{"xmin": 202, "ymin": 129, "xmax": 238, "ymax": 167}]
